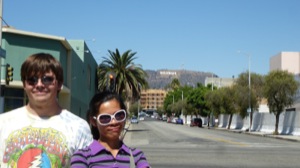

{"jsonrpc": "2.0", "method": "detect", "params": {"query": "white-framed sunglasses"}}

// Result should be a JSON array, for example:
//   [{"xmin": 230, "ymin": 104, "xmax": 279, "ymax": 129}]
[{"xmin": 93, "ymin": 109, "xmax": 127, "ymax": 126}]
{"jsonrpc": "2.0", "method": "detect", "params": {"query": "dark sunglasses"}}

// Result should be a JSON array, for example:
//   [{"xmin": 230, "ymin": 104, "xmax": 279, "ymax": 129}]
[
  {"xmin": 26, "ymin": 76, "xmax": 55, "ymax": 86},
  {"xmin": 93, "ymin": 109, "xmax": 127, "ymax": 126}
]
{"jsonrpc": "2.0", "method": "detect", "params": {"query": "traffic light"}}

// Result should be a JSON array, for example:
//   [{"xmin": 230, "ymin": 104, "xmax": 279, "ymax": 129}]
[
  {"xmin": 109, "ymin": 74, "xmax": 115, "ymax": 92},
  {"xmin": 5, "ymin": 64, "xmax": 13, "ymax": 85}
]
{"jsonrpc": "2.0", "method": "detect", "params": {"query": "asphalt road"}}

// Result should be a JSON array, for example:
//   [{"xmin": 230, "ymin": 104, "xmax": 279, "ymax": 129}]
[{"xmin": 124, "ymin": 118, "xmax": 300, "ymax": 168}]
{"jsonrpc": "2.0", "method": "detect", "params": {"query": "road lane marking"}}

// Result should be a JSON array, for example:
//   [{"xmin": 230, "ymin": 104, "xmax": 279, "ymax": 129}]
[{"xmin": 205, "ymin": 135, "xmax": 250, "ymax": 147}]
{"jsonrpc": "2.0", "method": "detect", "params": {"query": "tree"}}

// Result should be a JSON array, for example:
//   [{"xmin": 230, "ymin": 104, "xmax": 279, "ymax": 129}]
[
  {"xmin": 165, "ymin": 78, "xmax": 181, "ymax": 90},
  {"xmin": 163, "ymin": 79, "xmax": 182, "ymax": 117},
  {"xmin": 164, "ymin": 91, "xmax": 175, "ymax": 117},
  {"xmin": 263, "ymin": 70, "xmax": 299, "ymax": 135},
  {"xmin": 163, "ymin": 86, "xmax": 193, "ymax": 122},
  {"xmin": 205, "ymin": 89, "xmax": 223, "ymax": 118},
  {"xmin": 129, "ymin": 102, "xmax": 139, "ymax": 117},
  {"xmin": 205, "ymin": 86, "xmax": 236, "ymax": 129},
  {"xmin": 231, "ymin": 84, "xmax": 249, "ymax": 118},
  {"xmin": 221, "ymin": 87, "xmax": 237, "ymax": 129},
  {"xmin": 97, "ymin": 49, "xmax": 148, "ymax": 104},
  {"xmin": 234, "ymin": 72, "xmax": 264, "ymax": 129},
  {"xmin": 186, "ymin": 84, "xmax": 209, "ymax": 117},
  {"xmin": 156, "ymin": 106, "xmax": 165, "ymax": 118}
]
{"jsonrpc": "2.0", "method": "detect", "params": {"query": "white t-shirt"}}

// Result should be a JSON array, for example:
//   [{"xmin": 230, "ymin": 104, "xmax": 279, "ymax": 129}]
[{"xmin": 0, "ymin": 106, "xmax": 93, "ymax": 168}]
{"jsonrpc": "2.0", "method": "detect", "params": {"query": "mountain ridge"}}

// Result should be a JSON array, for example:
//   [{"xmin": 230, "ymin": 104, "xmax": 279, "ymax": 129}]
[{"xmin": 145, "ymin": 69, "xmax": 217, "ymax": 89}]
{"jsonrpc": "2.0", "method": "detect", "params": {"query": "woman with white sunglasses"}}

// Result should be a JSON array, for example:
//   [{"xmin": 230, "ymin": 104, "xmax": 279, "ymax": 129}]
[{"xmin": 71, "ymin": 91, "xmax": 150, "ymax": 168}]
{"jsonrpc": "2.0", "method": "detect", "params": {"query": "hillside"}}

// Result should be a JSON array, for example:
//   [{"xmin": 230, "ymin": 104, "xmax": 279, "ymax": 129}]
[{"xmin": 145, "ymin": 69, "xmax": 217, "ymax": 89}]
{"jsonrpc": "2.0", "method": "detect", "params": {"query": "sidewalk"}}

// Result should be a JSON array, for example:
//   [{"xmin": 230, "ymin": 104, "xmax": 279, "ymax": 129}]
[
  {"xmin": 121, "ymin": 121, "xmax": 131, "ymax": 141},
  {"xmin": 211, "ymin": 126, "xmax": 300, "ymax": 142}
]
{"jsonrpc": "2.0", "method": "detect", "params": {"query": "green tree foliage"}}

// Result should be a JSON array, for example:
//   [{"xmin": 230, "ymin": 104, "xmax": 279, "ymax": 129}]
[
  {"xmin": 233, "ymin": 72, "xmax": 264, "ymax": 130},
  {"xmin": 231, "ymin": 84, "xmax": 249, "ymax": 118},
  {"xmin": 165, "ymin": 78, "xmax": 181, "ymax": 90},
  {"xmin": 156, "ymin": 106, "xmax": 165, "ymax": 117},
  {"xmin": 129, "ymin": 102, "xmax": 139, "ymax": 117},
  {"xmin": 186, "ymin": 84, "xmax": 210, "ymax": 117},
  {"xmin": 163, "ymin": 86, "xmax": 193, "ymax": 118},
  {"xmin": 97, "ymin": 49, "xmax": 148, "ymax": 101},
  {"xmin": 205, "ymin": 90, "xmax": 222, "ymax": 117},
  {"xmin": 263, "ymin": 70, "xmax": 299, "ymax": 135},
  {"xmin": 220, "ymin": 87, "xmax": 236, "ymax": 129},
  {"xmin": 235, "ymin": 72, "xmax": 264, "ymax": 113},
  {"xmin": 205, "ymin": 86, "xmax": 239, "ymax": 129}
]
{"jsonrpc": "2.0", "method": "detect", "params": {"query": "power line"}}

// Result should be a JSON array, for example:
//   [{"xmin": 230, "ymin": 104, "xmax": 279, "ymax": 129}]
[{"xmin": 0, "ymin": 16, "xmax": 9, "ymax": 27}]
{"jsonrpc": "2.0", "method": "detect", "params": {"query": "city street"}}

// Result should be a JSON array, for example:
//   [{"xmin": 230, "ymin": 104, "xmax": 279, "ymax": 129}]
[{"xmin": 124, "ymin": 118, "xmax": 300, "ymax": 168}]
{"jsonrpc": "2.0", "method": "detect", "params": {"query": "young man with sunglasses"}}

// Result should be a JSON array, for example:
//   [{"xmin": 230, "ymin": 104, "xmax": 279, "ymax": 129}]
[
  {"xmin": 70, "ymin": 91, "xmax": 150, "ymax": 168},
  {"xmin": 0, "ymin": 53, "xmax": 93, "ymax": 168}
]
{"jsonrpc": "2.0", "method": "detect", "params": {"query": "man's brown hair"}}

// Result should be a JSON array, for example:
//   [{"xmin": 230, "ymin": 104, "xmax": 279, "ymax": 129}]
[{"xmin": 21, "ymin": 53, "xmax": 64, "ymax": 86}]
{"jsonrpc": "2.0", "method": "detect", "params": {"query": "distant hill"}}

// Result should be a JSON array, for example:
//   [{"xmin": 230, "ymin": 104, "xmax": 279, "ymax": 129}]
[{"xmin": 145, "ymin": 69, "xmax": 218, "ymax": 89}]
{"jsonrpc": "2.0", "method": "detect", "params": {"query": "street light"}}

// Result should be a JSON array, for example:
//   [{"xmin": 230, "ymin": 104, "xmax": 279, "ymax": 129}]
[
  {"xmin": 211, "ymin": 73, "xmax": 214, "ymax": 91},
  {"xmin": 181, "ymin": 91, "xmax": 183, "ymax": 118},
  {"xmin": 238, "ymin": 51, "xmax": 251, "ymax": 132},
  {"xmin": 137, "ymin": 83, "xmax": 141, "ymax": 120},
  {"xmin": 106, "ymin": 72, "xmax": 116, "ymax": 92}
]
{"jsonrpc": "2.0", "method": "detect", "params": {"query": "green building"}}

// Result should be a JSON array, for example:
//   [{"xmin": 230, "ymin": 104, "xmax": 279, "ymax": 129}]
[{"xmin": 0, "ymin": 27, "xmax": 98, "ymax": 119}]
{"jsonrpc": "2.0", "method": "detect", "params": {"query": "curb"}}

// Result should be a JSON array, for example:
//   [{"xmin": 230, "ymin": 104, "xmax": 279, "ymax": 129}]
[
  {"xmin": 209, "ymin": 126, "xmax": 300, "ymax": 143},
  {"xmin": 121, "ymin": 122, "xmax": 131, "ymax": 140}
]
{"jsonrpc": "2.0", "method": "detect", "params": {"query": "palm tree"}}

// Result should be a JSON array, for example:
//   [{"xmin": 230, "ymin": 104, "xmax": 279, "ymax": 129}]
[{"xmin": 97, "ymin": 49, "xmax": 148, "ymax": 103}]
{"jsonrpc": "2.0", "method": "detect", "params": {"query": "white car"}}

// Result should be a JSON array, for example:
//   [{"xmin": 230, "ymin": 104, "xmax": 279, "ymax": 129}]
[
  {"xmin": 171, "ymin": 117, "xmax": 178, "ymax": 124},
  {"xmin": 130, "ymin": 116, "xmax": 139, "ymax": 124}
]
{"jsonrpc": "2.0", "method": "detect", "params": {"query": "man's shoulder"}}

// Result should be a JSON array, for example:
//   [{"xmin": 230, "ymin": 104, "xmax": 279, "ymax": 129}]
[
  {"xmin": 0, "ymin": 106, "xmax": 26, "ymax": 119},
  {"xmin": 60, "ymin": 110, "xmax": 88, "ymax": 124}
]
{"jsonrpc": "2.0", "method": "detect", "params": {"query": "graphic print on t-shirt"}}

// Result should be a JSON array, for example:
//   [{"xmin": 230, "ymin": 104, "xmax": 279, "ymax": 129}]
[{"xmin": 3, "ymin": 126, "xmax": 69, "ymax": 168}]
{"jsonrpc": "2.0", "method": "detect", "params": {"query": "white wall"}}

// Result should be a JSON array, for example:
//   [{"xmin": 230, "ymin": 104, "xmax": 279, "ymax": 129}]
[{"xmin": 218, "ymin": 110, "xmax": 300, "ymax": 135}]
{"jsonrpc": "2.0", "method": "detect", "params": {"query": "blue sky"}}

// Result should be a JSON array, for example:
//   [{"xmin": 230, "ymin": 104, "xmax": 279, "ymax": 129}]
[{"xmin": 3, "ymin": 0, "xmax": 300, "ymax": 78}]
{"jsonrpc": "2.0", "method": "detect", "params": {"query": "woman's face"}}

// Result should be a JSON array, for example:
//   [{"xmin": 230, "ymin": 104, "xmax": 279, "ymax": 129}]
[{"xmin": 95, "ymin": 98, "xmax": 125, "ymax": 141}]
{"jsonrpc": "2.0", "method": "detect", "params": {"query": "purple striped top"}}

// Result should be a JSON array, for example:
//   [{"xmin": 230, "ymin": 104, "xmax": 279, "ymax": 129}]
[{"xmin": 70, "ymin": 140, "xmax": 150, "ymax": 168}]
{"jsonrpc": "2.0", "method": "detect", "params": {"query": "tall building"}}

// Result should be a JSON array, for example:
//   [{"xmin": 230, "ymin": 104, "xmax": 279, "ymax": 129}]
[
  {"xmin": 270, "ymin": 52, "xmax": 300, "ymax": 75},
  {"xmin": 140, "ymin": 89, "xmax": 167, "ymax": 110}
]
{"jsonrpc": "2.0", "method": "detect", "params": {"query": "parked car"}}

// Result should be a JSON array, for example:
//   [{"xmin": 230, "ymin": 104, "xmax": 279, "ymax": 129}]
[
  {"xmin": 171, "ymin": 117, "xmax": 178, "ymax": 124},
  {"xmin": 162, "ymin": 116, "xmax": 167, "ymax": 121},
  {"xmin": 131, "ymin": 116, "xmax": 139, "ymax": 124},
  {"xmin": 176, "ymin": 118, "xmax": 183, "ymax": 125},
  {"xmin": 190, "ymin": 118, "xmax": 202, "ymax": 127}
]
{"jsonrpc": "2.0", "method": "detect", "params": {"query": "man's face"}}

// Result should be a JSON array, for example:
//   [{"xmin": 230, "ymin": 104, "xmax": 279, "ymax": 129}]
[{"xmin": 23, "ymin": 71, "xmax": 61, "ymax": 105}]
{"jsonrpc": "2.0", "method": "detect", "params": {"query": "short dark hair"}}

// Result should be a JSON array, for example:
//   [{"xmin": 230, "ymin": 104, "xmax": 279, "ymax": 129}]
[
  {"xmin": 88, "ymin": 91, "xmax": 127, "ymax": 139},
  {"xmin": 21, "ymin": 53, "xmax": 63, "ymax": 86}
]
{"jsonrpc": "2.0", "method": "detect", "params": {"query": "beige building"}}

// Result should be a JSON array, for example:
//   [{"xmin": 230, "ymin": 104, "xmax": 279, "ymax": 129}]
[
  {"xmin": 270, "ymin": 52, "xmax": 300, "ymax": 75},
  {"xmin": 140, "ymin": 89, "xmax": 167, "ymax": 110}
]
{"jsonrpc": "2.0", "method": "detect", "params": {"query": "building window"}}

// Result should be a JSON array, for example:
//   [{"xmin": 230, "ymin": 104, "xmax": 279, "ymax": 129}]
[{"xmin": 4, "ymin": 88, "xmax": 25, "ymax": 112}]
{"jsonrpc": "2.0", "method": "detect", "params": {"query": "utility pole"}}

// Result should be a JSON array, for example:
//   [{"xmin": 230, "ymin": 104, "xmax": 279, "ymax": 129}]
[
  {"xmin": 181, "ymin": 90, "xmax": 183, "ymax": 118},
  {"xmin": 0, "ymin": 0, "xmax": 6, "ymax": 113},
  {"xmin": 238, "ymin": 51, "xmax": 251, "ymax": 132},
  {"xmin": 211, "ymin": 73, "xmax": 214, "ymax": 91},
  {"xmin": 247, "ymin": 54, "xmax": 251, "ymax": 132}
]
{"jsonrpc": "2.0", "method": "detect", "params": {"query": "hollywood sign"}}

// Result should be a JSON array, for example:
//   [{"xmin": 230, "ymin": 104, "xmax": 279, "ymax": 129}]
[{"xmin": 160, "ymin": 71, "xmax": 177, "ymax": 76}]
